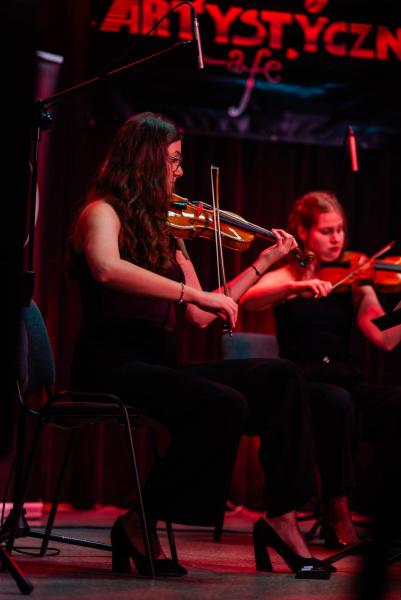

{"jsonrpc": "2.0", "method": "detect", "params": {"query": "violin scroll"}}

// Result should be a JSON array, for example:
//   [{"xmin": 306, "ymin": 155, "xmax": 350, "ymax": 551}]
[{"xmin": 292, "ymin": 248, "xmax": 315, "ymax": 268}]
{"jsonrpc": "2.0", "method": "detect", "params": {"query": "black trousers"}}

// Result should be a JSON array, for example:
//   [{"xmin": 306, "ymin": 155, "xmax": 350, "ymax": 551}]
[
  {"xmin": 308, "ymin": 379, "xmax": 401, "ymax": 501},
  {"xmin": 99, "ymin": 357, "xmax": 247, "ymax": 525},
  {"xmin": 73, "ymin": 325, "xmax": 315, "ymax": 524},
  {"xmin": 96, "ymin": 359, "xmax": 316, "ymax": 524},
  {"xmin": 182, "ymin": 359, "xmax": 315, "ymax": 519},
  {"xmin": 72, "ymin": 316, "xmax": 318, "ymax": 524}
]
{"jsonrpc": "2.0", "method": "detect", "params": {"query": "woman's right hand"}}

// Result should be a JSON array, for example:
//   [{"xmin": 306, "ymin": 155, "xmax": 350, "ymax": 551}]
[
  {"xmin": 295, "ymin": 279, "xmax": 333, "ymax": 298},
  {"xmin": 191, "ymin": 290, "xmax": 238, "ymax": 328}
]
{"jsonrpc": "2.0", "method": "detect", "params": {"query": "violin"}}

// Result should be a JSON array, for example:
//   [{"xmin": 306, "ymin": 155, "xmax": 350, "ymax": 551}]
[
  {"xmin": 168, "ymin": 194, "xmax": 314, "ymax": 268},
  {"xmin": 319, "ymin": 249, "xmax": 401, "ymax": 293}
]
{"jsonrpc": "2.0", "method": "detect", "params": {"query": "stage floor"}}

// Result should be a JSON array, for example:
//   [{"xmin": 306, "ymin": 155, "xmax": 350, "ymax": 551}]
[{"xmin": 1, "ymin": 504, "xmax": 400, "ymax": 599}]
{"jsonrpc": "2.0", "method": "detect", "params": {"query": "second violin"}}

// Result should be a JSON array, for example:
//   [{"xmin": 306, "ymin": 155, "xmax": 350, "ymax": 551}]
[{"xmin": 319, "ymin": 243, "xmax": 401, "ymax": 293}]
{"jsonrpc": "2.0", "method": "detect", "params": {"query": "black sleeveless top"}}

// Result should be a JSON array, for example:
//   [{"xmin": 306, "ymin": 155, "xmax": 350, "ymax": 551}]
[
  {"xmin": 72, "ymin": 252, "xmax": 183, "ymax": 332},
  {"xmin": 274, "ymin": 293, "xmax": 363, "ymax": 387},
  {"xmin": 70, "ymin": 251, "xmax": 184, "ymax": 380}
]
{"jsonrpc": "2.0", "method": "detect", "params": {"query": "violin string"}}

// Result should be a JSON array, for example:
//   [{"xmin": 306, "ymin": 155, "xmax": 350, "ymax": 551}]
[
  {"xmin": 374, "ymin": 260, "xmax": 401, "ymax": 273},
  {"xmin": 194, "ymin": 199, "xmax": 276, "ymax": 240}
]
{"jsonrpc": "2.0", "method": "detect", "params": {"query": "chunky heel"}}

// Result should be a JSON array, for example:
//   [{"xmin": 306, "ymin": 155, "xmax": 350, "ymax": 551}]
[
  {"xmin": 111, "ymin": 549, "xmax": 131, "ymax": 573},
  {"xmin": 110, "ymin": 516, "xmax": 187, "ymax": 577},
  {"xmin": 111, "ymin": 519, "xmax": 132, "ymax": 573},
  {"xmin": 252, "ymin": 518, "xmax": 335, "ymax": 578},
  {"xmin": 252, "ymin": 531, "xmax": 273, "ymax": 572}
]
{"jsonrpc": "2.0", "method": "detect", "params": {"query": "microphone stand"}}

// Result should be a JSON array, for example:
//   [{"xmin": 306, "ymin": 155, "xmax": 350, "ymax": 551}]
[{"xmin": 3, "ymin": 37, "xmax": 192, "ymax": 595}]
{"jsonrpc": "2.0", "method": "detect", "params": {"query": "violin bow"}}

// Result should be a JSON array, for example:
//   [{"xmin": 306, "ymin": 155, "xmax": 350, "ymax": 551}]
[
  {"xmin": 210, "ymin": 165, "xmax": 233, "ymax": 335},
  {"xmin": 331, "ymin": 240, "xmax": 396, "ymax": 291}
]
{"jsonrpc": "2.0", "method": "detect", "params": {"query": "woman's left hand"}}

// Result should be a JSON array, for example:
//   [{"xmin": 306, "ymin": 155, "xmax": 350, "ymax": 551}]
[{"xmin": 259, "ymin": 229, "xmax": 297, "ymax": 267}]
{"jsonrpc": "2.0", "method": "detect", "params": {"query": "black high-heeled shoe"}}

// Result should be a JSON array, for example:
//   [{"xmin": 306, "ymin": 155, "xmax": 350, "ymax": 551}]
[
  {"xmin": 111, "ymin": 516, "xmax": 187, "ymax": 577},
  {"xmin": 252, "ymin": 518, "xmax": 336, "ymax": 577},
  {"xmin": 324, "ymin": 522, "xmax": 370, "ymax": 553}
]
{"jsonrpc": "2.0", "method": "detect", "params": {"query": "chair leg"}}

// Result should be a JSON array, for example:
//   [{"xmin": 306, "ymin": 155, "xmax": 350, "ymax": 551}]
[
  {"xmin": 149, "ymin": 428, "xmax": 178, "ymax": 561},
  {"xmin": 39, "ymin": 431, "xmax": 74, "ymax": 556},
  {"xmin": 304, "ymin": 515, "xmax": 325, "ymax": 542},
  {"xmin": 300, "ymin": 501, "xmax": 325, "ymax": 542},
  {"xmin": 6, "ymin": 417, "xmax": 45, "ymax": 553},
  {"xmin": 165, "ymin": 522, "xmax": 178, "ymax": 563},
  {"xmin": 213, "ymin": 511, "xmax": 224, "ymax": 542},
  {"xmin": 121, "ymin": 407, "xmax": 155, "ymax": 578}
]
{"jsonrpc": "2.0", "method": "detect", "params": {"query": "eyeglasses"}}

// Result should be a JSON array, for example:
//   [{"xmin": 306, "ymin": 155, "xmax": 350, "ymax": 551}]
[{"xmin": 168, "ymin": 155, "xmax": 183, "ymax": 172}]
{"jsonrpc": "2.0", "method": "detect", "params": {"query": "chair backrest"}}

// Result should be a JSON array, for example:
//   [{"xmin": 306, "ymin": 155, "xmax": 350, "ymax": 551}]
[
  {"xmin": 221, "ymin": 332, "xmax": 279, "ymax": 360},
  {"xmin": 18, "ymin": 301, "xmax": 56, "ymax": 395}
]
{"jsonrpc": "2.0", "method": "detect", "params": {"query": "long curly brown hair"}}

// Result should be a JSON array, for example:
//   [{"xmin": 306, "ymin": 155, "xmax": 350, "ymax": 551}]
[{"xmin": 85, "ymin": 112, "xmax": 182, "ymax": 272}]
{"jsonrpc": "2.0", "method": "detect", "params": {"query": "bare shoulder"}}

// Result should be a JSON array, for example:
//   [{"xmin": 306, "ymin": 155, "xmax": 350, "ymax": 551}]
[
  {"xmin": 260, "ymin": 264, "xmax": 297, "ymax": 285},
  {"xmin": 78, "ymin": 200, "xmax": 121, "ymax": 235},
  {"xmin": 73, "ymin": 200, "xmax": 121, "ymax": 252},
  {"xmin": 79, "ymin": 199, "xmax": 119, "ymax": 223}
]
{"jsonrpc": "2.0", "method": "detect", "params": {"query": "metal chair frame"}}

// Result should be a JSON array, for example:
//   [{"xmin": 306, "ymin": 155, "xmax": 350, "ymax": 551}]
[{"xmin": 1, "ymin": 301, "xmax": 177, "ymax": 580}]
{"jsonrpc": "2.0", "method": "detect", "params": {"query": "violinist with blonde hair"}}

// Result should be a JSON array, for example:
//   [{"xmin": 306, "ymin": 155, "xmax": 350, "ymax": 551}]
[{"xmin": 241, "ymin": 190, "xmax": 401, "ymax": 549}]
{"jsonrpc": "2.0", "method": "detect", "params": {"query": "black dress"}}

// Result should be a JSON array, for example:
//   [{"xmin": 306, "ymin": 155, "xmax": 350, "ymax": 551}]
[
  {"xmin": 71, "ymin": 253, "xmax": 315, "ymax": 523},
  {"xmin": 274, "ymin": 293, "xmax": 401, "ymax": 501}
]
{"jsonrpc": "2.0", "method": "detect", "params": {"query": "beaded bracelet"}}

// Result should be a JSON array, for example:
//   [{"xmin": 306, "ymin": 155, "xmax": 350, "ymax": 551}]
[
  {"xmin": 251, "ymin": 264, "xmax": 262, "ymax": 278},
  {"xmin": 178, "ymin": 281, "xmax": 185, "ymax": 304}
]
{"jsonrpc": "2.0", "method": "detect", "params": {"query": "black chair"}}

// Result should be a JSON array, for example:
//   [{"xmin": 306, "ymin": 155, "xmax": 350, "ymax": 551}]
[
  {"xmin": 221, "ymin": 331, "xmax": 280, "ymax": 361},
  {"xmin": 1, "ymin": 300, "xmax": 177, "ymax": 579}
]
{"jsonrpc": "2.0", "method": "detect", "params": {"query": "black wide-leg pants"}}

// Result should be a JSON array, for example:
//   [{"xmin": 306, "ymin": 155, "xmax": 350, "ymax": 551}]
[
  {"xmin": 182, "ymin": 358, "xmax": 316, "ymax": 519},
  {"xmin": 72, "ymin": 325, "xmax": 315, "ymax": 525},
  {"xmin": 307, "ymin": 379, "xmax": 401, "ymax": 503}
]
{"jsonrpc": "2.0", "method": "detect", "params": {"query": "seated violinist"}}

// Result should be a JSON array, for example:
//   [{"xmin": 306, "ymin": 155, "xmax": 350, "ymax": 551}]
[
  {"xmin": 69, "ymin": 115, "xmax": 333, "ymax": 577},
  {"xmin": 241, "ymin": 190, "xmax": 401, "ymax": 548}
]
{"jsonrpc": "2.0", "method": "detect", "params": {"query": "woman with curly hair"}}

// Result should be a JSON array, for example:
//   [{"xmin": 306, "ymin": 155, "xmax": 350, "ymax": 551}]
[{"xmin": 69, "ymin": 113, "xmax": 332, "ymax": 578}]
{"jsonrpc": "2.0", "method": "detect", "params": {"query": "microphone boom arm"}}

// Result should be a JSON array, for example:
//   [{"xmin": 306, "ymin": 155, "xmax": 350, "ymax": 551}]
[{"xmin": 25, "ymin": 2, "xmax": 201, "ymax": 302}]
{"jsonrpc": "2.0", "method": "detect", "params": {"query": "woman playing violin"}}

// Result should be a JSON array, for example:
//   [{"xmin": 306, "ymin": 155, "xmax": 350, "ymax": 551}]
[
  {"xmin": 69, "ymin": 114, "xmax": 332, "ymax": 577},
  {"xmin": 241, "ymin": 190, "xmax": 401, "ymax": 548}
]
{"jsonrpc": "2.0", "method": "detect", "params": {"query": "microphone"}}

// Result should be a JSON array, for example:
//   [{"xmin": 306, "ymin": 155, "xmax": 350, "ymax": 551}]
[
  {"xmin": 190, "ymin": 6, "xmax": 204, "ymax": 69},
  {"xmin": 347, "ymin": 125, "xmax": 359, "ymax": 172}
]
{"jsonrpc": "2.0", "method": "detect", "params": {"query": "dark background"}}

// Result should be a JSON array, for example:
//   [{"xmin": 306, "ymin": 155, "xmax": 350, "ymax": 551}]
[{"xmin": 3, "ymin": 0, "xmax": 401, "ymax": 511}]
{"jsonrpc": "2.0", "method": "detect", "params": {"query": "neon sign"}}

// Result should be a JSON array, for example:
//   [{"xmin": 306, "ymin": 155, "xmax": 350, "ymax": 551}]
[
  {"xmin": 96, "ymin": 1, "xmax": 401, "ymax": 117},
  {"xmin": 99, "ymin": 0, "xmax": 401, "ymax": 61}
]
